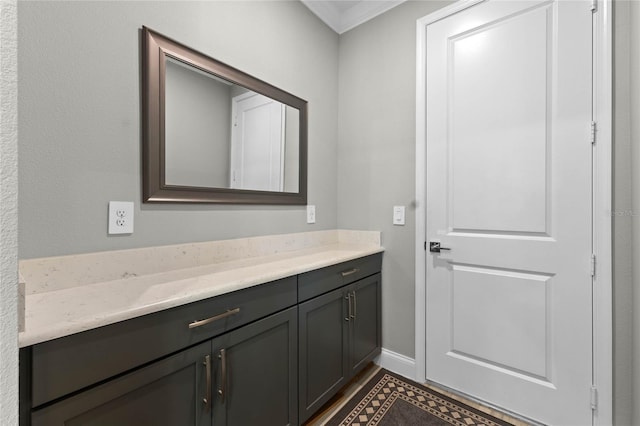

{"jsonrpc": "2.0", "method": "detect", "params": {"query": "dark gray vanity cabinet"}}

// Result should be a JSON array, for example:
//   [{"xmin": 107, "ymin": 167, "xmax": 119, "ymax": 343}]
[
  {"xmin": 298, "ymin": 287, "xmax": 349, "ymax": 421},
  {"xmin": 29, "ymin": 306, "xmax": 297, "ymax": 426},
  {"xmin": 20, "ymin": 253, "xmax": 382, "ymax": 426},
  {"xmin": 298, "ymin": 255, "xmax": 382, "ymax": 423},
  {"xmin": 28, "ymin": 306, "xmax": 297, "ymax": 426},
  {"xmin": 348, "ymin": 274, "xmax": 382, "ymax": 376},
  {"xmin": 212, "ymin": 306, "xmax": 298, "ymax": 426},
  {"xmin": 22, "ymin": 277, "xmax": 298, "ymax": 426},
  {"xmin": 31, "ymin": 341, "xmax": 213, "ymax": 426}
]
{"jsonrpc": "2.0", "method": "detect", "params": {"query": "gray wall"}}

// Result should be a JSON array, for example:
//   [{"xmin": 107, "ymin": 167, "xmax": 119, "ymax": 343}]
[
  {"xmin": 628, "ymin": 3, "xmax": 640, "ymax": 425},
  {"xmin": 18, "ymin": 1, "xmax": 338, "ymax": 259},
  {"xmin": 614, "ymin": 2, "xmax": 634, "ymax": 424},
  {"xmin": 164, "ymin": 59, "xmax": 231, "ymax": 188},
  {"xmin": 337, "ymin": 0, "xmax": 453, "ymax": 360},
  {"xmin": 337, "ymin": 1, "xmax": 638, "ymax": 424}
]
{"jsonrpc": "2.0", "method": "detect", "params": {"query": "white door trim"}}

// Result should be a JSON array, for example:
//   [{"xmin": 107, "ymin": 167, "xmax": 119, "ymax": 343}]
[
  {"xmin": 414, "ymin": 1, "xmax": 613, "ymax": 424},
  {"xmin": 591, "ymin": 0, "xmax": 613, "ymax": 423}
]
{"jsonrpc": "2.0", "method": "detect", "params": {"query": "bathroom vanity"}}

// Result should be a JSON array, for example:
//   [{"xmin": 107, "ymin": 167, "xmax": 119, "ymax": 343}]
[{"xmin": 18, "ymin": 231, "xmax": 383, "ymax": 426}]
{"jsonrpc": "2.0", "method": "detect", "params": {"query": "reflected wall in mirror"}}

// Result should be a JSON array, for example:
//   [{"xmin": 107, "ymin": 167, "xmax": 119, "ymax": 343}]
[{"xmin": 142, "ymin": 27, "xmax": 307, "ymax": 204}]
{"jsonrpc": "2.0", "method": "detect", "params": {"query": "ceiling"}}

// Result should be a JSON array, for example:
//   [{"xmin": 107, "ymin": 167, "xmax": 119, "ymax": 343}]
[{"xmin": 301, "ymin": 0, "xmax": 407, "ymax": 34}]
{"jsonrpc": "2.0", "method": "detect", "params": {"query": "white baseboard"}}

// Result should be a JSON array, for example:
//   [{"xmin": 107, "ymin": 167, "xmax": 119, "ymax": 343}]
[{"xmin": 374, "ymin": 348, "xmax": 416, "ymax": 380}]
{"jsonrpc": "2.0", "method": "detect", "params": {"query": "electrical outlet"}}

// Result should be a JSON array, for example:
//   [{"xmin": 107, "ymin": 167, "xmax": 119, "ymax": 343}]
[
  {"xmin": 109, "ymin": 201, "xmax": 134, "ymax": 234},
  {"xmin": 307, "ymin": 205, "xmax": 316, "ymax": 224}
]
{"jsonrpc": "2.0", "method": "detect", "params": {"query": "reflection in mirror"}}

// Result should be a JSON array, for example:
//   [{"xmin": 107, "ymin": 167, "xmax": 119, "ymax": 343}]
[
  {"xmin": 142, "ymin": 27, "xmax": 307, "ymax": 204},
  {"xmin": 164, "ymin": 58, "xmax": 299, "ymax": 192},
  {"xmin": 164, "ymin": 58, "xmax": 231, "ymax": 188}
]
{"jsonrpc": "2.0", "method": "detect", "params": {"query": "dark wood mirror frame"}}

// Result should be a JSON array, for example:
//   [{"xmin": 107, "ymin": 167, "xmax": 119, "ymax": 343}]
[{"xmin": 142, "ymin": 27, "xmax": 308, "ymax": 204}]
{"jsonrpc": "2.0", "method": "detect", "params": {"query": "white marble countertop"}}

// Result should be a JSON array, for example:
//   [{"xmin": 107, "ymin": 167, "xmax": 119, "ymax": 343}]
[{"xmin": 19, "ymin": 231, "xmax": 383, "ymax": 347}]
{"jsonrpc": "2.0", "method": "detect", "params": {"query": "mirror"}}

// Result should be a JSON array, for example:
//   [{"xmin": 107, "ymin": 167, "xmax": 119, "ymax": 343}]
[{"xmin": 142, "ymin": 27, "xmax": 307, "ymax": 204}]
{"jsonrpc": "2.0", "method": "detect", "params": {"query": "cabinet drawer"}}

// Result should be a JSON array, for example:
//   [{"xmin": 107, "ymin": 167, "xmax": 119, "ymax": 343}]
[
  {"xmin": 30, "ymin": 276, "xmax": 297, "ymax": 407},
  {"xmin": 297, "ymin": 253, "xmax": 382, "ymax": 302}
]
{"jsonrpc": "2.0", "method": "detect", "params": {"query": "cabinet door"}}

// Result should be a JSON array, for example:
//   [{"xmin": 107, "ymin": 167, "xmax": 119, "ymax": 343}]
[
  {"xmin": 31, "ymin": 341, "xmax": 212, "ymax": 426},
  {"xmin": 212, "ymin": 306, "xmax": 297, "ymax": 426},
  {"xmin": 298, "ymin": 287, "xmax": 349, "ymax": 423},
  {"xmin": 349, "ymin": 273, "xmax": 382, "ymax": 375}
]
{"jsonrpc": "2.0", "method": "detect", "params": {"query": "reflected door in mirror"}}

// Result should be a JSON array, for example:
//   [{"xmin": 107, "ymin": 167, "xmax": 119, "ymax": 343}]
[{"xmin": 230, "ymin": 93, "xmax": 299, "ymax": 193}]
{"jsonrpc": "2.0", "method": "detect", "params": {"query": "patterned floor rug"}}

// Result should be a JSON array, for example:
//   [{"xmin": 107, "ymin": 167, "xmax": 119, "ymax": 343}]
[{"xmin": 325, "ymin": 369, "xmax": 515, "ymax": 426}]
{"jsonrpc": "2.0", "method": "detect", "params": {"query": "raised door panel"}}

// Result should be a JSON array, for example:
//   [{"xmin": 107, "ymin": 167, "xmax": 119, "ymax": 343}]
[
  {"xmin": 349, "ymin": 274, "xmax": 382, "ymax": 375},
  {"xmin": 449, "ymin": 5, "xmax": 549, "ymax": 234},
  {"xmin": 212, "ymin": 307, "xmax": 297, "ymax": 426},
  {"xmin": 31, "ymin": 341, "xmax": 212, "ymax": 426},
  {"xmin": 298, "ymin": 287, "xmax": 348, "ymax": 423}
]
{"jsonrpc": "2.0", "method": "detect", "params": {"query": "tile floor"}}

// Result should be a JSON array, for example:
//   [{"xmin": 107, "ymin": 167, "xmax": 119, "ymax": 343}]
[{"xmin": 304, "ymin": 363, "xmax": 532, "ymax": 426}]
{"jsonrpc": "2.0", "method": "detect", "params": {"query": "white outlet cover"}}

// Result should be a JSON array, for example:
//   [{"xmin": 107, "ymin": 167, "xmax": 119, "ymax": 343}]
[
  {"xmin": 393, "ymin": 205, "xmax": 405, "ymax": 225},
  {"xmin": 108, "ymin": 201, "xmax": 134, "ymax": 234},
  {"xmin": 307, "ymin": 205, "xmax": 316, "ymax": 224}
]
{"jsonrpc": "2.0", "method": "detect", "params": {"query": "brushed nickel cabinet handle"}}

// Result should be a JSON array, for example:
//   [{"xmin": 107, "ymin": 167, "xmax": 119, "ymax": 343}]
[
  {"xmin": 341, "ymin": 268, "xmax": 360, "ymax": 277},
  {"xmin": 218, "ymin": 349, "xmax": 227, "ymax": 404},
  {"xmin": 345, "ymin": 294, "xmax": 351, "ymax": 321},
  {"xmin": 203, "ymin": 355, "xmax": 211, "ymax": 412},
  {"xmin": 352, "ymin": 291, "xmax": 357, "ymax": 320},
  {"xmin": 189, "ymin": 308, "xmax": 240, "ymax": 329}
]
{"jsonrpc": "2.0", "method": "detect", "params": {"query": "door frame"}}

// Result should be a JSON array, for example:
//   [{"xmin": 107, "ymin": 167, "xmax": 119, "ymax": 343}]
[{"xmin": 413, "ymin": 1, "xmax": 613, "ymax": 424}]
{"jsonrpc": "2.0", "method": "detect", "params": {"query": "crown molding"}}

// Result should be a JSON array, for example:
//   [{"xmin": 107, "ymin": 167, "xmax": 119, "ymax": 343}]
[
  {"xmin": 302, "ymin": 0, "xmax": 406, "ymax": 34},
  {"xmin": 301, "ymin": 0, "xmax": 343, "ymax": 33},
  {"xmin": 340, "ymin": 1, "xmax": 405, "ymax": 33}
]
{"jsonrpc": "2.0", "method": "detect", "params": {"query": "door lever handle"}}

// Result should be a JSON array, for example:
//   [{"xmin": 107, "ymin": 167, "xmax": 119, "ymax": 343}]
[{"xmin": 429, "ymin": 241, "xmax": 451, "ymax": 253}]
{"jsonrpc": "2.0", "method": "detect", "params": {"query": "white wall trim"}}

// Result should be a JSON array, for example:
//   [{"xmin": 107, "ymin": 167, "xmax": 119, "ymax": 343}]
[
  {"xmin": 592, "ymin": 0, "xmax": 614, "ymax": 424},
  {"xmin": 414, "ymin": 12, "xmax": 427, "ymax": 386},
  {"xmin": 416, "ymin": 0, "xmax": 485, "ymax": 27},
  {"xmin": 375, "ymin": 348, "xmax": 416, "ymax": 380},
  {"xmin": 415, "ymin": 1, "xmax": 614, "ymax": 424}
]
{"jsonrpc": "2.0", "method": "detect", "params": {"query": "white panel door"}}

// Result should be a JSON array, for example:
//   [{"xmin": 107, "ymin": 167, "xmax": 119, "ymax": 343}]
[
  {"xmin": 425, "ymin": 1, "xmax": 593, "ymax": 425},
  {"xmin": 230, "ymin": 92, "xmax": 285, "ymax": 191}
]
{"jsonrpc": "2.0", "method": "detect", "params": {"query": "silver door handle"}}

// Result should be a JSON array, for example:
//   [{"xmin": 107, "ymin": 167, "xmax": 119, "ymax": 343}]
[
  {"xmin": 429, "ymin": 241, "xmax": 451, "ymax": 253},
  {"xmin": 189, "ymin": 308, "xmax": 240, "ymax": 329}
]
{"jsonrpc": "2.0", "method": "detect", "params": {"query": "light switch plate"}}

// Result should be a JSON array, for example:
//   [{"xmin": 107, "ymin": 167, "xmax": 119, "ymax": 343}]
[
  {"xmin": 393, "ymin": 205, "xmax": 405, "ymax": 225},
  {"xmin": 108, "ymin": 201, "xmax": 134, "ymax": 234},
  {"xmin": 307, "ymin": 205, "xmax": 316, "ymax": 224}
]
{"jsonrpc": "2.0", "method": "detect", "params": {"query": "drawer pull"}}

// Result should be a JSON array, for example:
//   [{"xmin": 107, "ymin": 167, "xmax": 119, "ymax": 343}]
[
  {"xmin": 189, "ymin": 308, "xmax": 241, "ymax": 329},
  {"xmin": 341, "ymin": 268, "xmax": 360, "ymax": 277}
]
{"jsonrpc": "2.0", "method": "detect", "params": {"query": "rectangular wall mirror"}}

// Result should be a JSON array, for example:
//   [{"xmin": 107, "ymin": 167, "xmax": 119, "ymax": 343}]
[{"xmin": 142, "ymin": 27, "xmax": 308, "ymax": 204}]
